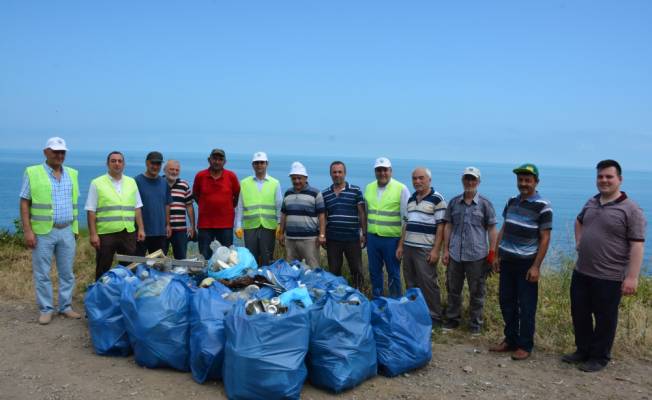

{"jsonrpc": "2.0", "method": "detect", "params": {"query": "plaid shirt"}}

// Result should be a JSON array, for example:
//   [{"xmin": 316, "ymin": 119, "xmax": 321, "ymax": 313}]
[{"xmin": 20, "ymin": 163, "xmax": 74, "ymax": 225}]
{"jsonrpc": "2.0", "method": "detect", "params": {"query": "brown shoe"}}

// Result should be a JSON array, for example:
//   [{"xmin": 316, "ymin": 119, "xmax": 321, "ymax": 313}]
[
  {"xmin": 511, "ymin": 348, "xmax": 531, "ymax": 360},
  {"xmin": 60, "ymin": 309, "xmax": 81, "ymax": 319},
  {"xmin": 489, "ymin": 341, "xmax": 516, "ymax": 352},
  {"xmin": 38, "ymin": 313, "xmax": 53, "ymax": 325}
]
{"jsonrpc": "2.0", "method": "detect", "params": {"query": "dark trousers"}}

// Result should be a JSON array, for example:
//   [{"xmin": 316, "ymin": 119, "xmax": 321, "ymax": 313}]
[
  {"xmin": 135, "ymin": 236, "xmax": 168, "ymax": 257},
  {"xmin": 198, "ymin": 228, "xmax": 233, "ymax": 260},
  {"xmin": 499, "ymin": 257, "xmax": 538, "ymax": 352},
  {"xmin": 96, "ymin": 230, "xmax": 137, "ymax": 280},
  {"xmin": 326, "ymin": 239, "xmax": 364, "ymax": 289},
  {"xmin": 244, "ymin": 227, "xmax": 276, "ymax": 267},
  {"xmin": 446, "ymin": 258, "xmax": 488, "ymax": 329},
  {"xmin": 167, "ymin": 230, "xmax": 188, "ymax": 260},
  {"xmin": 571, "ymin": 270, "xmax": 622, "ymax": 366},
  {"xmin": 367, "ymin": 233, "xmax": 402, "ymax": 298}
]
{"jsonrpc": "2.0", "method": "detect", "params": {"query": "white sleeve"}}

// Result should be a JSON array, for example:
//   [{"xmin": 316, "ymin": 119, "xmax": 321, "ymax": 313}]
[
  {"xmin": 84, "ymin": 182, "xmax": 98, "ymax": 212},
  {"xmin": 135, "ymin": 187, "xmax": 143, "ymax": 209},
  {"xmin": 400, "ymin": 186, "xmax": 410, "ymax": 222},
  {"xmin": 234, "ymin": 193, "xmax": 243, "ymax": 230}
]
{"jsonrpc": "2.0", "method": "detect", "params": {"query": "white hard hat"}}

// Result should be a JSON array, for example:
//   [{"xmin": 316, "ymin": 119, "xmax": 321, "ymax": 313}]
[
  {"xmin": 252, "ymin": 151, "xmax": 268, "ymax": 162},
  {"xmin": 374, "ymin": 157, "xmax": 392, "ymax": 168},
  {"xmin": 45, "ymin": 137, "xmax": 68, "ymax": 151},
  {"xmin": 289, "ymin": 161, "xmax": 308, "ymax": 177},
  {"xmin": 463, "ymin": 166, "xmax": 481, "ymax": 179}
]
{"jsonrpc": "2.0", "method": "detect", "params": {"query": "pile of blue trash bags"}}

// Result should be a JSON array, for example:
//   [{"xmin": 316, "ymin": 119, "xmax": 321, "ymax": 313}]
[{"xmin": 85, "ymin": 247, "xmax": 432, "ymax": 399}]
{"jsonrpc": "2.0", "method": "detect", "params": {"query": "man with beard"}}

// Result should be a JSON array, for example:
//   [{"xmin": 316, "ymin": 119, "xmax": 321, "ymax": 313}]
[{"xmin": 164, "ymin": 159, "xmax": 195, "ymax": 259}]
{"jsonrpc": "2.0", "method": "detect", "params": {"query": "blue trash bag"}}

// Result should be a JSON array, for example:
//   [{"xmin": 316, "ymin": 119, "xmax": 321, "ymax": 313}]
[
  {"xmin": 85, "ymin": 266, "xmax": 135, "ymax": 356},
  {"xmin": 207, "ymin": 247, "xmax": 258, "ymax": 280},
  {"xmin": 264, "ymin": 259, "xmax": 303, "ymax": 290},
  {"xmin": 371, "ymin": 287, "xmax": 432, "ymax": 377},
  {"xmin": 189, "ymin": 282, "xmax": 234, "ymax": 384},
  {"xmin": 299, "ymin": 268, "xmax": 348, "ymax": 291},
  {"xmin": 223, "ymin": 302, "xmax": 310, "ymax": 400},
  {"xmin": 253, "ymin": 285, "xmax": 276, "ymax": 300},
  {"xmin": 120, "ymin": 273, "xmax": 193, "ymax": 371},
  {"xmin": 279, "ymin": 286, "xmax": 313, "ymax": 307},
  {"xmin": 308, "ymin": 289, "xmax": 377, "ymax": 392}
]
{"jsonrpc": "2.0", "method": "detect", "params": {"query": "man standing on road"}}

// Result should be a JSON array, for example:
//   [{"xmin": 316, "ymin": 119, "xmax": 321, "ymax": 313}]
[
  {"xmin": 396, "ymin": 167, "xmax": 447, "ymax": 325},
  {"xmin": 20, "ymin": 137, "xmax": 81, "ymax": 325},
  {"xmin": 193, "ymin": 148, "xmax": 240, "ymax": 259},
  {"xmin": 364, "ymin": 157, "xmax": 410, "ymax": 298},
  {"xmin": 322, "ymin": 161, "xmax": 367, "ymax": 289},
  {"xmin": 490, "ymin": 163, "xmax": 552, "ymax": 360},
  {"xmin": 135, "ymin": 151, "xmax": 172, "ymax": 256},
  {"xmin": 442, "ymin": 167, "xmax": 498, "ymax": 335},
  {"xmin": 562, "ymin": 159, "xmax": 646, "ymax": 372},
  {"xmin": 164, "ymin": 159, "xmax": 195, "ymax": 259},
  {"xmin": 234, "ymin": 151, "xmax": 282, "ymax": 266},
  {"xmin": 278, "ymin": 162, "xmax": 326, "ymax": 267},
  {"xmin": 86, "ymin": 151, "xmax": 145, "ymax": 280}
]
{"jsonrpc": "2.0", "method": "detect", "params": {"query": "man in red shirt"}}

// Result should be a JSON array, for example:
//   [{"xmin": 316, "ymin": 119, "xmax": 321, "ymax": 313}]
[{"xmin": 193, "ymin": 148, "xmax": 240, "ymax": 259}]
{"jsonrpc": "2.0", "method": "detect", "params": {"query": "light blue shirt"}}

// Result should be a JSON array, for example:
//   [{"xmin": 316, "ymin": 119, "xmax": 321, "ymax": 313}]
[{"xmin": 20, "ymin": 163, "xmax": 74, "ymax": 225}]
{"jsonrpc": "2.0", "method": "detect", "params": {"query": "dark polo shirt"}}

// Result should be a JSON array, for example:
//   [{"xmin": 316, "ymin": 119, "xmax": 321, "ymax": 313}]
[{"xmin": 575, "ymin": 193, "xmax": 646, "ymax": 281}]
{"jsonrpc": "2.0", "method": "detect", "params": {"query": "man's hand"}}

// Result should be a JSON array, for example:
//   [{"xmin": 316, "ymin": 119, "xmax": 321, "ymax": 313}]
[
  {"xmin": 137, "ymin": 229, "xmax": 146, "ymax": 242},
  {"xmin": 427, "ymin": 247, "xmax": 439, "ymax": 265},
  {"xmin": 492, "ymin": 256, "xmax": 501, "ymax": 273},
  {"xmin": 526, "ymin": 266, "xmax": 540, "ymax": 283},
  {"xmin": 395, "ymin": 244, "xmax": 403, "ymax": 260},
  {"xmin": 166, "ymin": 225, "xmax": 172, "ymax": 238},
  {"xmin": 24, "ymin": 230, "xmax": 37, "ymax": 249},
  {"xmin": 622, "ymin": 276, "xmax": 638, "ymax": 296},
  {"xmin": 235, "ymin": 228, "xmax": 244, "ymax": 240},
  {"xmin": 360, "ymin": 234, "xmax": 367, "ymax": 249},
  {"xmin": 90, "ymin": 233, "xmax": 101, "ymax": 250},
  {"xmin": 278, "ymin": 233, "xmax": 285, "ymax": 247},
  {"xmin": 442, "ymin": 250, "xmax": 450, "ymax": 266},
  {"xmin": 319, "ymin": 234, "xmax": 326, "ymax": 248},
  {"xmin": 275, "ymin": 226, "xmax": 282, "ymax": 240},
  {"xmin": 187, "ymin": 226, "xmax": 195, "ymax": 240}
]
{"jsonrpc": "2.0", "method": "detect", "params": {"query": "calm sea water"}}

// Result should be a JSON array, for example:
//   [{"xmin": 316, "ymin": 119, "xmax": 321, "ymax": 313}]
[{"xmin": 2, "ymin": 149, "xmax": 650, "ymax": 272}]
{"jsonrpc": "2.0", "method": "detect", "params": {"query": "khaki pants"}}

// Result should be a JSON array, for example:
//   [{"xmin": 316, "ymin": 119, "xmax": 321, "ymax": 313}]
[
  {"xmin": 285, "ymin": 238, "xmax": 321, "ymax": 268},
  {"xmin": 403, "ymin": 245, "xmax": 442, "ymax": 321}
]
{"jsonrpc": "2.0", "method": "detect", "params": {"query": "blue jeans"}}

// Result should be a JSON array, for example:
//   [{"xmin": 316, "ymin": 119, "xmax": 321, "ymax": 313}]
[
  {"xmin": 167, "ymin": 230, "xmax": 188, "ymax": 259},
  {"xmin": 499, "ymin": 257, "xmax": 538, "ymax": 352},
  {"xmin": 198, "ymin": 228, "xmax": 233, "ymax": 260},
  {"xmin": 32, "ymin": 226, "xmax": 76, "ymax": 314},
  {"xmin": 367, "ymin": 233, "xmax": 402, "ymax": 298}
]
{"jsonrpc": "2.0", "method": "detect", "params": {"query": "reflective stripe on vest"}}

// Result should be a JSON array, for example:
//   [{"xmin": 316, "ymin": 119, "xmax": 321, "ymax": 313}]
[
  {"xmin": 240, "ymin": 176, "xmax": 279, "ymax": 230},
  {"xmin": 93, "ymin": 174, "xmax": 138, "ymax": 234},
  {"xmin": 365, "ymin": 179, "xmax": 404, "ymax": 237},
  {"xmin": 26, "ymin": 165, "xmax": 79, "ymax": 235}
]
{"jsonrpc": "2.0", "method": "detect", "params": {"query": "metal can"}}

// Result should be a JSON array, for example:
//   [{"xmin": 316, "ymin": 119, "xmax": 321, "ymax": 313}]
[
  {"xmin": 270, "ymin": 297, "xmax": 281, "ymax": 306},
  {"xmin": 266, "ymin": 305, "xmax": 278, "ymax": 314}
]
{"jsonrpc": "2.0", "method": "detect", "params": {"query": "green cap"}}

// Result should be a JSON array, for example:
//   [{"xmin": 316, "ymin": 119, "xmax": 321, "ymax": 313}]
[{"xmin": 513, "ymin": 163, "xmax": 539, "ymax": 177}]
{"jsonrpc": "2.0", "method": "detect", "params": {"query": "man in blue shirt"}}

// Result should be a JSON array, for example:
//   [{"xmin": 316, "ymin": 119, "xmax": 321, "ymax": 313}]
[
  {"xmin": 135, "ymin": 151, "xmax": 172, "ymax": 255},
  {"xmin": 322, "ymin": 161, "xmax": 367, "ymax": 288}
]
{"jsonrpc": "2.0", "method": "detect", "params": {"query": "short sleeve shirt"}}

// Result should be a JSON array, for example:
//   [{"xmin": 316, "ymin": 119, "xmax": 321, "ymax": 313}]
[
  {"xmin": 193, "ymin": 169, "xmax": 240, "ymax": 229},
  {"xmin": 444, "ymin": 193, "xmax": 497, "ymax": 262},
  {"xmin": 322, "ymin": 182, "xmax": 364, "ymax": 242},
  {"xmin": 168, "ymin": 178, "xmax": 193, "ymax": 231},
  {"xmin": 575, "ymin": 193, "xmax": 647, "ymax": 281},
  {"xmin": 282, "ymin": 184, "xmax": 326, "ymax": 239},
  {"xmin": 498, "ymin": 192, "xmax": 553, "ymax": 260},
  {"xmin": 135, "ymin": 174, "xmax": 172, "ymax": 236}
]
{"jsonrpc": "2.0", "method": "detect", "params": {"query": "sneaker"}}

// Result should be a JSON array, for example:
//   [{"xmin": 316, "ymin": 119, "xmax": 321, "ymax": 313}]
[
  {"xmin": 578, "ymin": 359, "xmax": 606, "ymax": 372},
  {"xmin": 38, "ymin": 313, "xmax": 53, "ymax": 325},
  {"xmin": 442, "ymin": 320, "xmax": 460, "ymax": 331},
  {"xmin": 511, "ymin": 348, "xmax": 531, "ymax": 361},
  {"xmin": 561, "ymin": 351, "xmax": 589, "ymax": 364},
  {"xmin": 489, "ymin": 341, "xmax": 516, "ymax": 353},
  {"xmin": 60, "ymin": 309, "xmax": 81, "ymax": 319},
  {"xmin": 469, "ymin": 326, "xmax": 481, "ymax": 336}
]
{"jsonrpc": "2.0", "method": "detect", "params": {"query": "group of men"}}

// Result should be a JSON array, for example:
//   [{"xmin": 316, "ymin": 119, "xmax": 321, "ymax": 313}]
[{"xmin": 20, "ymin": 137, "xmax": 646, "ymax": 373}]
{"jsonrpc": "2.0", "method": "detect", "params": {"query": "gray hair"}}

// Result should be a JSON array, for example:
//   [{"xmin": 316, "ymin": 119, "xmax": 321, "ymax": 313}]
[{"xmin": 412, "ymin": 167, "xmax": 431, "ymax": 178}]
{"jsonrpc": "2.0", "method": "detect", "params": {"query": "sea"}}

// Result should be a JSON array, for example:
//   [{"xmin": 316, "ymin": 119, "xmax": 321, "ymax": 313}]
[{"xmin": 2, "ymin": 149, "xmax": 650, "ymax": 273}]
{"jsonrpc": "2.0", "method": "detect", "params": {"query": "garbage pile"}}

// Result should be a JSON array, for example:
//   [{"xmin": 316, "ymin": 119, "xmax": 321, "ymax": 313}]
[{"xmin": 84, "ymin": 242, "xmax": 433, "ymax": 399}]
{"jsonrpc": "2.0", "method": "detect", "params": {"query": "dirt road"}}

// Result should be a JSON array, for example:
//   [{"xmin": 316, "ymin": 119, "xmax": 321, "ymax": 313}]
[{"xmin": 1, "ymin": 300, "xmax": 650, "ymax": 400}]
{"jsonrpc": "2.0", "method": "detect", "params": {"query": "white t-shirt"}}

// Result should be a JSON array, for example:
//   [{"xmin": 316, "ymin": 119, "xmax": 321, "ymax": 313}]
[{"xmin": 85, "ymin": 175, "xmax": 143, "ymax": 212}]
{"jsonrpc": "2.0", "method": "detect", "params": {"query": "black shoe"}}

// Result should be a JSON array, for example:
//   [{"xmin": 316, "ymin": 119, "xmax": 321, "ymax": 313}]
[
  {"xmin": 578, "ymin": 359, "xmax": 606, "ymax": 372},
  {"xmin": 561, "ymin": 351, "xmax": 588, "ymax": 364},
  {"xmin": 469, "ymin": 325, "xmax": 481, "ymax": 336},
  {"xmin": 442, "ymin": 320, "xmax": 459, "ymax": 331}
]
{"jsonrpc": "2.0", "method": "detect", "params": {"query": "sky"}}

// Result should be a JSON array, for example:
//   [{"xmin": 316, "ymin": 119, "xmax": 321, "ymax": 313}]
[{"xmin": 1, "ymin": 1, "xmax": 651, "ymax": 170}]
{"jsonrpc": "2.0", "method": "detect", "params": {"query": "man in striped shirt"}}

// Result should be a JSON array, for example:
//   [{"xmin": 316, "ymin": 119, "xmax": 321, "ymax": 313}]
[
  {"xmin": 490, "ymin": 163, "xmax": 552, "ymax": 361},
  {"xmin": 396, "ymin": 167, "xmax": 447, "ymax": 326},
  {"xmin": 322, "ymin": 161, "xmax": 366, "ymax": 289},
  {"xmin": 164, "ymin": 160, "xmax": 195, "ymax": 259}
]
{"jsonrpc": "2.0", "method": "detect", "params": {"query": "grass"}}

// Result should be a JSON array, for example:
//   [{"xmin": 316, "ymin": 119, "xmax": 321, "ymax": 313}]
[{"xmin": 1, "ymin": 229, "xmax": 650, "ymax": 359}]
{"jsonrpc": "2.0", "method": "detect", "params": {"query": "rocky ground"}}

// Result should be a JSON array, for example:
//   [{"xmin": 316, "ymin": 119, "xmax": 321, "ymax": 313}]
[{"xmin": 1, "ymin": 300, "xmax": 650, "ymax": 400}]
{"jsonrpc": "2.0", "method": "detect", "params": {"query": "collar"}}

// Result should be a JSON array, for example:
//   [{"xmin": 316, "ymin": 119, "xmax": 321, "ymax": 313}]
[
  {"xmin": 253, "ymin": 174, "xmax": 269, "ymax": 182},
  {"xmin": 43, "ymin": 162, "xmax": 64, "ymax": 176},
  {"xmin": 593, "ymin": 191, "xmax": 627, "ymax": 205},
  {"xmin": 517, "ymin": 191, "xmax": 541, "ymax": 202},
  {"xmin": 293, "ymin": 183, "xmax": 309, "ymax": 193},
  {"xmin": 330, "ymin": 181, "xmax": 350, "ymax": 191},
  {"xmin": 411, "ymin": 187, "xmax": 434, "ymax": 201},
  {"xmin": 458, "ymin": 192, "xmax": 480, "ymax": 204}
]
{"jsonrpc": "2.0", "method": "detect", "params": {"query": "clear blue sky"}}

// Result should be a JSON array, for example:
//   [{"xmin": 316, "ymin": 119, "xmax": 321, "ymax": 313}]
[{"xmin": 1, "ymin": 1, "xmax": 651, "ymax": 170}]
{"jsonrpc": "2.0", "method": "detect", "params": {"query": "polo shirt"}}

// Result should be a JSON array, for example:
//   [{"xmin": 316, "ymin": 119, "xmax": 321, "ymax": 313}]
[
  {"xmin": 135, "ymin": 174, "xmax": 172, "ymax": 236},
  {"xmin": 322, "ymin": 182, "xmax": 364, "ymax": 242},
  {"xmin": 444, "ymin": 193, "xmax": 497, "ymax": 262},
  {"xmin": 167, "ymin": 178, "xmax": 193, "ymax": 232},
  {"xmin": 498, "ymin": 192, "xmax": 553, "ymax": 260},
  {"xmin": 281, "ymin": 184, "xmax": 325, "ymax": 239},
  {"xmin": 575, "ymin": 193, "xmax": 646, "ymax": 281},
  {"xmin": 193, "ymin": 168, "xmax": 240, "ymax": 229},
  {"xmin": 404, "ymin": 188, "xmax": 446, "ymax": 248},
  {"xmin": 20, "ymin": 163, "xmax": 74, "ymax": 225}
]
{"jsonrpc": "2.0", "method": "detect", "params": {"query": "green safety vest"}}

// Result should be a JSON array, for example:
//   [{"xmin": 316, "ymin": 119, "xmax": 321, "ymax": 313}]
[
  {"xmin": 26, "ymin": 164, "xmax": 79, "ymax": 235},
  {"xmin": 93, "ymin": 174, "xmax": 138, "ymax": 234},
  {"xmin": 365, "ymin": 178, "xmax": 405, "ymax": 237},
  {"xmin": 240, "ymin": 176, "xmax": 279, "ymax": 230}
]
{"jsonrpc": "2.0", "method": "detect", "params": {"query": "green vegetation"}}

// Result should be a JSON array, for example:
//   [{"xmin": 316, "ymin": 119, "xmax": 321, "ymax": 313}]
[{"xmin": 1, "ymin": 229, "xmax": 650, "ymax": 358}]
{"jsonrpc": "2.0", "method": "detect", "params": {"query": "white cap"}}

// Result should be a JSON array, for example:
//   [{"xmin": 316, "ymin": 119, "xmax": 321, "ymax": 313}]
[
  {"xmin": 252, "ymin": 151, "xmax": 268, "ymax": 162},
  {"xmin": 374, "ymin": 157, "xmax": 392, "ymax": 169},
  {"xmin": 463, "ymin": 166, "xmax": 481, "ymax": 179},
  {"xmin": 44, "ymin": 137, "xmax": 68, "ymax": 151},
  {"xmin": 289, "ymin": 161, "xmax": 308, "ymax": 177}
]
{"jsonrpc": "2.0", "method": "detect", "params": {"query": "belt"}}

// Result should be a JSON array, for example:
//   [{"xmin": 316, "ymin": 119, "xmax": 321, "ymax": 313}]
[{"xmin": 53, "ymin": 222, "xmax": 72, "ymax": 229}]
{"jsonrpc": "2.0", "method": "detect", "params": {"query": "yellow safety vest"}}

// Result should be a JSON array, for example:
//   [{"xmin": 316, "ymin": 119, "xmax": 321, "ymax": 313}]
[
  {"xmin": 25, "ymin": 164, "xmax": 79, "ymax": 234},
  {"xmin": 93, "ymin": 174, "xmax": 138, "ymax": 234},
  {"xmin": 240, "ymin": 176, "xmax": 279, "ymax": 230},
  {"xmin": 365, "ymin": 179, "xmax": 404, "ymax": 237}
]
